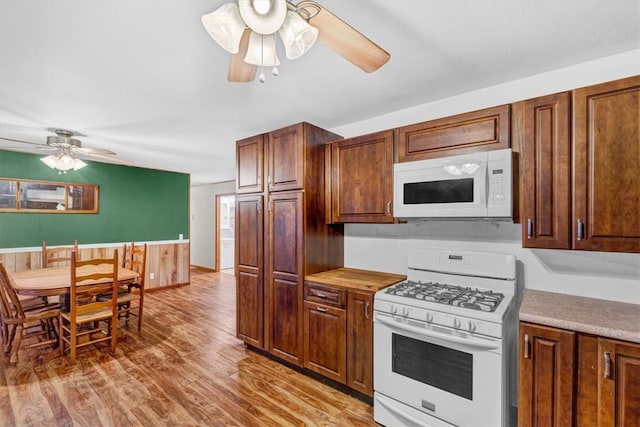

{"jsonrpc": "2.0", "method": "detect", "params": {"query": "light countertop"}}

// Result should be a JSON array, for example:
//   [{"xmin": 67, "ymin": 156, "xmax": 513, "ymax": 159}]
[{"xmin": 520, "ymin": 289, "xmax": 640, "ymax": 343}]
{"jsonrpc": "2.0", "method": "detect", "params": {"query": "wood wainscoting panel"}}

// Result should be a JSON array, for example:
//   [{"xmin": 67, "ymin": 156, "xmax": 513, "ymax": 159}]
[{"xmin": 0, "ymin": 241, "xmax": 190, "ymax": 290}]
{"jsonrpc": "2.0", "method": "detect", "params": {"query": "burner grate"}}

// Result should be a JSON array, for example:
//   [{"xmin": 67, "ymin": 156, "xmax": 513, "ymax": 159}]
[{"xmin": 385, "ymin": 280, "xmax": 505, "ymax": 312}]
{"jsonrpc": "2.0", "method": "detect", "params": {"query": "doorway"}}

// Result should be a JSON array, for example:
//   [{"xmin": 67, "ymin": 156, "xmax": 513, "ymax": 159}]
[{"xmin": 216, "ymin": 194, "xmax": 235, "ymax": 275}]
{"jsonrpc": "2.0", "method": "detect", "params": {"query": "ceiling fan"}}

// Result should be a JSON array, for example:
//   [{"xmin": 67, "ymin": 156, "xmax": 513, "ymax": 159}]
[
  {"xmin": 0, "ymin": 129, "xmax": 133, "ymax": 173},
  {"xmin": 202, "ymin": 0, "xmax": 390, "ymax": 82}
]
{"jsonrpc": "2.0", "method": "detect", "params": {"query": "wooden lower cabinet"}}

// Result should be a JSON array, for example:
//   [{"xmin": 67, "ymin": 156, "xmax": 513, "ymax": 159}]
[
  {"xmin": 346, "ymin": 290, "xmax": 373, "ymax": 395},
  {"xmin": 518, "ymin": 322, "xmax": 576, "ymax": 427},
  {"xmin": 303, "ymin": 300, "xmax": 347, "ymax": 383},
  {"xmin": 519, "ymin": 322, "xmax": 640, "ymax": 427},
  {"xmin": 303, "ymin": 282, "xmax": 375, "ymax": 397}
]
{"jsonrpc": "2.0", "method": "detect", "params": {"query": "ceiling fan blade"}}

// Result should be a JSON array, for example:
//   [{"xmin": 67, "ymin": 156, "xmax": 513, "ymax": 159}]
[
  {"xmin": 80, "ymin": 152, "xmax": 134, "ymax": 166},
  {"xmin": 228, "ymin": 29, "xmax": 257, "ymax": 82},
  {"xmin": 0, "ymin": 136, "xmax": 42, "ymax": 146},
  {"xmin": 299, "ymin": 1, "xmax": 390, "ymax": 73},
  {"xmin": 74, "ymin": 147, "xmax": 117, "ymax": 156}
]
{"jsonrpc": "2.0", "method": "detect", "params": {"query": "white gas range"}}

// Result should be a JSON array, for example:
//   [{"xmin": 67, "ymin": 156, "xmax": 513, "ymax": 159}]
[{"xmin": 373, "ymin": 248, "xmax": 518, "ymax": 427}]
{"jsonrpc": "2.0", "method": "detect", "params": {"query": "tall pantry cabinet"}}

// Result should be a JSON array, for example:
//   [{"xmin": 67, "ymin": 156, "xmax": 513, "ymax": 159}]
[{"xmin": 235, "ymin": 123, "xmax": 344, "ymax": 366}]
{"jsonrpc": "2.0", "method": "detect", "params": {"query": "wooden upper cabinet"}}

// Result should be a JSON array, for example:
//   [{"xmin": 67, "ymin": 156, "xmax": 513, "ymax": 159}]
[
  {"xmin": 329, "ymin": 130, "xmax": 394, "ymax": 223},
  {"xmin": 236, "ymin": 134, "xmax": 265, "ymax": 194},
  {"xmin": 518, "ymin": 322, "xmax": 576, "ymax": 427},
  {"xmin": 518, "ymin": 92, "xmax": 572, "ymax": 249},
  {"xmin": 573, "ymin": 75, "xmax": 640, "ymax": 253},
  {"xmin": 597, "ymin": 339, "xmax": 640, "ymax": 427},
  {"xmin": 268, "ymin": 124, "xmax": 304, "ymax": 192},
  {"xmin": 396, "ymin": 105, "xmax": 510, "ymax": 162}
]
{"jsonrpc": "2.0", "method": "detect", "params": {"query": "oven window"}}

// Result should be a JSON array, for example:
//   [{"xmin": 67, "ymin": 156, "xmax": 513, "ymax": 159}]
[
  {"xmin": 392, "ymin": 333, "xmax": 473, "ymax": 400},
  {"xmin": 403, "ymin": 178, "xmax": 473, "ymax": 204}
]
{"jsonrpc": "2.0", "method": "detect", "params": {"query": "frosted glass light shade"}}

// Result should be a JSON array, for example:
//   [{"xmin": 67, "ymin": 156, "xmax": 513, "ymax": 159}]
[
  {"xmin": 279, "ymin": 11, "xmax": 318, "ymax": 59},
  {"xmin": 238, "ymin": 0, "xmax": 286, "ymax": 35},
  {"xmin": 244, "ymin": 32, "xmax": 280, "ymax": 66},
  {"xmin": 41, "ymin": 154, "xmax": 87, "ymax": 171},
  {"xmin": 201, "ymin": 3, "xmax": 246, "ymax": 54}
]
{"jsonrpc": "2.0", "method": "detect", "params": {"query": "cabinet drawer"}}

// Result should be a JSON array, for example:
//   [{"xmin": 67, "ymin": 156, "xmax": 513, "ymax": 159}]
[{"xmin": 304, "ymin": 283, "xmax": 346, "ymax": 308}]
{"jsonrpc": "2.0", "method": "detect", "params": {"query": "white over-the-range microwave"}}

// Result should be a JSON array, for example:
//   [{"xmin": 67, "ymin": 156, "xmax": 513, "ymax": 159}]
[{"xmin": 394, "ymin": 148, "xmax": 514, "ymax": 219}]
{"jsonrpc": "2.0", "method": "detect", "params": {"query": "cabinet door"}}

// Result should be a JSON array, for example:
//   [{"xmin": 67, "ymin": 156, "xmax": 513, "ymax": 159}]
[
  {"xmin": 303, "ymin": 301, "xmax": 347, "ymax": 383},
  {"xmin": 519, "ymin": 92, "xmax": 571, "ymax": 249},
  {"xmin": 266, "ymin": 191, "xmax": 304, "ymax": 365},
  {"xmin": 397, "ymin": 104, "xmax": 510, "ymax": 162},
  {"xmin": 346, "ymin": 290, "xmax": 373, "ymax": 396},
  {"xmin": 268, "ymin": 123, "xmax": 304, "ymax": 192},
  {"xmin": 518, "ymin": 322, "xmax": 576, "ymax": 427},
  {"xmin": 236, "ymin": 134, "xmax": 265, "ymax": 194},
  {"xmin": 235, "ymin": 194, "xmax": 264, "ymax": 348},
  {"xmin": 597, "ymin": 339, "xmax": 640, "ymax": 427},
  {"xmin": 331, "ymin": 130, "xmax": 394, "ymax": 223},
  {"xmin": 573, "ymin": 75, "xmax": 640, "ymax": 253}
]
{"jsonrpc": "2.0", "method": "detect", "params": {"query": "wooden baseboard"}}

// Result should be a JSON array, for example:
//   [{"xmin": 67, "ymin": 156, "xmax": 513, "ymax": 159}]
[
  {"xmin": 145, "ymin": 282, "xmax": 190, "ymax": 293},
  {"xmin": 190, "ymin": 264, "xmax": 217, "ymax": 272}
]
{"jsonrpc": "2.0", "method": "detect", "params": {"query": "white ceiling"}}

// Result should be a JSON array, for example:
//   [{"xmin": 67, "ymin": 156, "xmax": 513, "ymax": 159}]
[{"xmin": 1, "ymin": 1, "xmax": 639, "ymax": 185}]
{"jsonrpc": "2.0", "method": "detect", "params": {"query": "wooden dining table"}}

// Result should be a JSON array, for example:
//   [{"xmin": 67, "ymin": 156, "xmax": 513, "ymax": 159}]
[{"xmin": 9, "ymin": 265, "xmax": 139, "ymax": 297}]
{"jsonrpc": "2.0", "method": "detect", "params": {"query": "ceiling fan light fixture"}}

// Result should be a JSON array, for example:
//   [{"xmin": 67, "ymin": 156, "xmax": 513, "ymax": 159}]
[
  {"xmin": 244, "ymin": 32, "xmax": 280, "ymax": 66},
  {"xmin": 201, "ymin": 3, "xmax": 246, "ymax": 54},
  {"xmin": 279, "ymin": 11, "xmax": 318, "ymax": 60},
  {"xmin": 40, "ymin": 153, "xmax": 87, "ymax": 172},
  {"xmin": 238, "ymin": 0, "xmax": 287, "ymax": 35}
]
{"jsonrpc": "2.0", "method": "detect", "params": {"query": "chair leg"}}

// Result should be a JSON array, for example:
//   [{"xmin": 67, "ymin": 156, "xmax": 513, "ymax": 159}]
[
  {"xmin": 70, "ymin": 320, "xmax": 76, "ymax": 364},
  {"xmin": 8, "ymin": 325, "xmax": 24, "ymax": 364},
  {"xmin": 137, "ymin": 295, "xmax": 144, "ymax": 333}
]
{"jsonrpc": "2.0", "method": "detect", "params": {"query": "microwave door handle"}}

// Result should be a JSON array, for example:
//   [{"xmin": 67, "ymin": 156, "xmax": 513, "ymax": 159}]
[{"xmin": 375, "ymin": 314, "xmax": 499, "ymax": 350}]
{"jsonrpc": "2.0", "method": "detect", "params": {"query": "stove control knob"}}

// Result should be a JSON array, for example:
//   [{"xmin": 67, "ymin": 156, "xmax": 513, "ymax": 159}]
[
  {"xmin": 468, "ymin": 321, "xmax": 476, "ymax": 332},
  {"xmin": 425, "ymin": 312, "xmax": 433, "ymax": 323},
  {"xmin": 401, "ymin": 307, "xmax": 409, "ymax": 317},
  {"xmin": 453, "ymin": 318, "xmax": 461, "ymax": 329},
  {"xmin": 390, "ymin": 305, "xmax": 398, "ymax": 315}
]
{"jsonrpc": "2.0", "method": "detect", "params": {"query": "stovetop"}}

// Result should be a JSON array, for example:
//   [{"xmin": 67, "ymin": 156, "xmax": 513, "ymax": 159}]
[{"xmin": 384, "ymin": 280, "xmax": 505, "ymax": 312}]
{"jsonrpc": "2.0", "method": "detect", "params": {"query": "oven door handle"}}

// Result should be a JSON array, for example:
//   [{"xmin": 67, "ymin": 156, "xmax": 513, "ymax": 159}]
[{"xmin": 375, "ymin": 315, "xmax": 500, "ymax": 350}]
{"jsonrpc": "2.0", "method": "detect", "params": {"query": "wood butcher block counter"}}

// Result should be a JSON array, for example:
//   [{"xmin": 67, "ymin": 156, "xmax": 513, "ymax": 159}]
[
  {"xmin": 305, "ymin": 267, "xmax": 406, "ymax": 292},
  {"xmin": 520, "ymin": 289, "xmax": 640, "ymax": 343}
]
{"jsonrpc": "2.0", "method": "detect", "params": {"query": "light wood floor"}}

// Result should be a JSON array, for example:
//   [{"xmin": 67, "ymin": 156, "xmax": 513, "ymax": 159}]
[{"xmin": 1, "ymin": 268, "xmax": 377, "ymax": 426}]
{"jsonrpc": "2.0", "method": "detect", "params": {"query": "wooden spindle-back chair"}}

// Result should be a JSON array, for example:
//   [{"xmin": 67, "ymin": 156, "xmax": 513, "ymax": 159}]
[
  {"xmin": 59, "ymin": 250, "xmax": 118, "ymax": 363},
  {"xmin": 0, "ymin": 263, "xmax": 60, "ymax": 364}
]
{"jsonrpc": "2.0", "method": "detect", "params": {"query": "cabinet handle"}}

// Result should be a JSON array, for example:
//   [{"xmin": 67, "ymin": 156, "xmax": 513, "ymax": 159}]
[
  {"xmin": 365, "ymin": 302, "xmax": 370, "ymax": 319},
  {"xmin": 386, "ymin": 201, "xmax": 391, "ymax": 215},
  {"xmin": 577, "ymin": 219, "xmax": 584, "ymax": 241},
  {"xmin": 316, "ymin": 306, "xmax": 328, "ymax": 313},
  {"xmin": 316, "ymin": 292, "xmax": 328, "ymax": 299},
  {"xmin": 524, "ymin": 334, "xmax": 530, "ymax": 359},
  {"xmin": 527, "ymin": 219, "xmax": 533, "ymax": 239},
  {"xmin": 604, "ymin": 351, "xmax": 612, "ymax": 379}
]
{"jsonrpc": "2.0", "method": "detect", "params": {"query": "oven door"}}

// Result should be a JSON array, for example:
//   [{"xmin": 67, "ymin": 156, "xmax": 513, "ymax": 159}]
[
  {"xmin": 393, "ymin": 154, "xmax": 488, "ymax": 218},
  {"xmin": 374, "ymin": 312, "xmax": 504, "ymax": 427}
]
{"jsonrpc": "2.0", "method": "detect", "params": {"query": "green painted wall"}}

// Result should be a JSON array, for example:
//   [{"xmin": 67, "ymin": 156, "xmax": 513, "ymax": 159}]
[{"xmin": 0, "ymin": 150, "xmax": 189, "ymax": 248}]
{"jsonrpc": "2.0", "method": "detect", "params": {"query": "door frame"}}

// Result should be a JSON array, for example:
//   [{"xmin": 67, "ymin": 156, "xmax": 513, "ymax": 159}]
[{"xmin": 215, "ymin": 193, "xmax": 235, "ymax": 272}]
